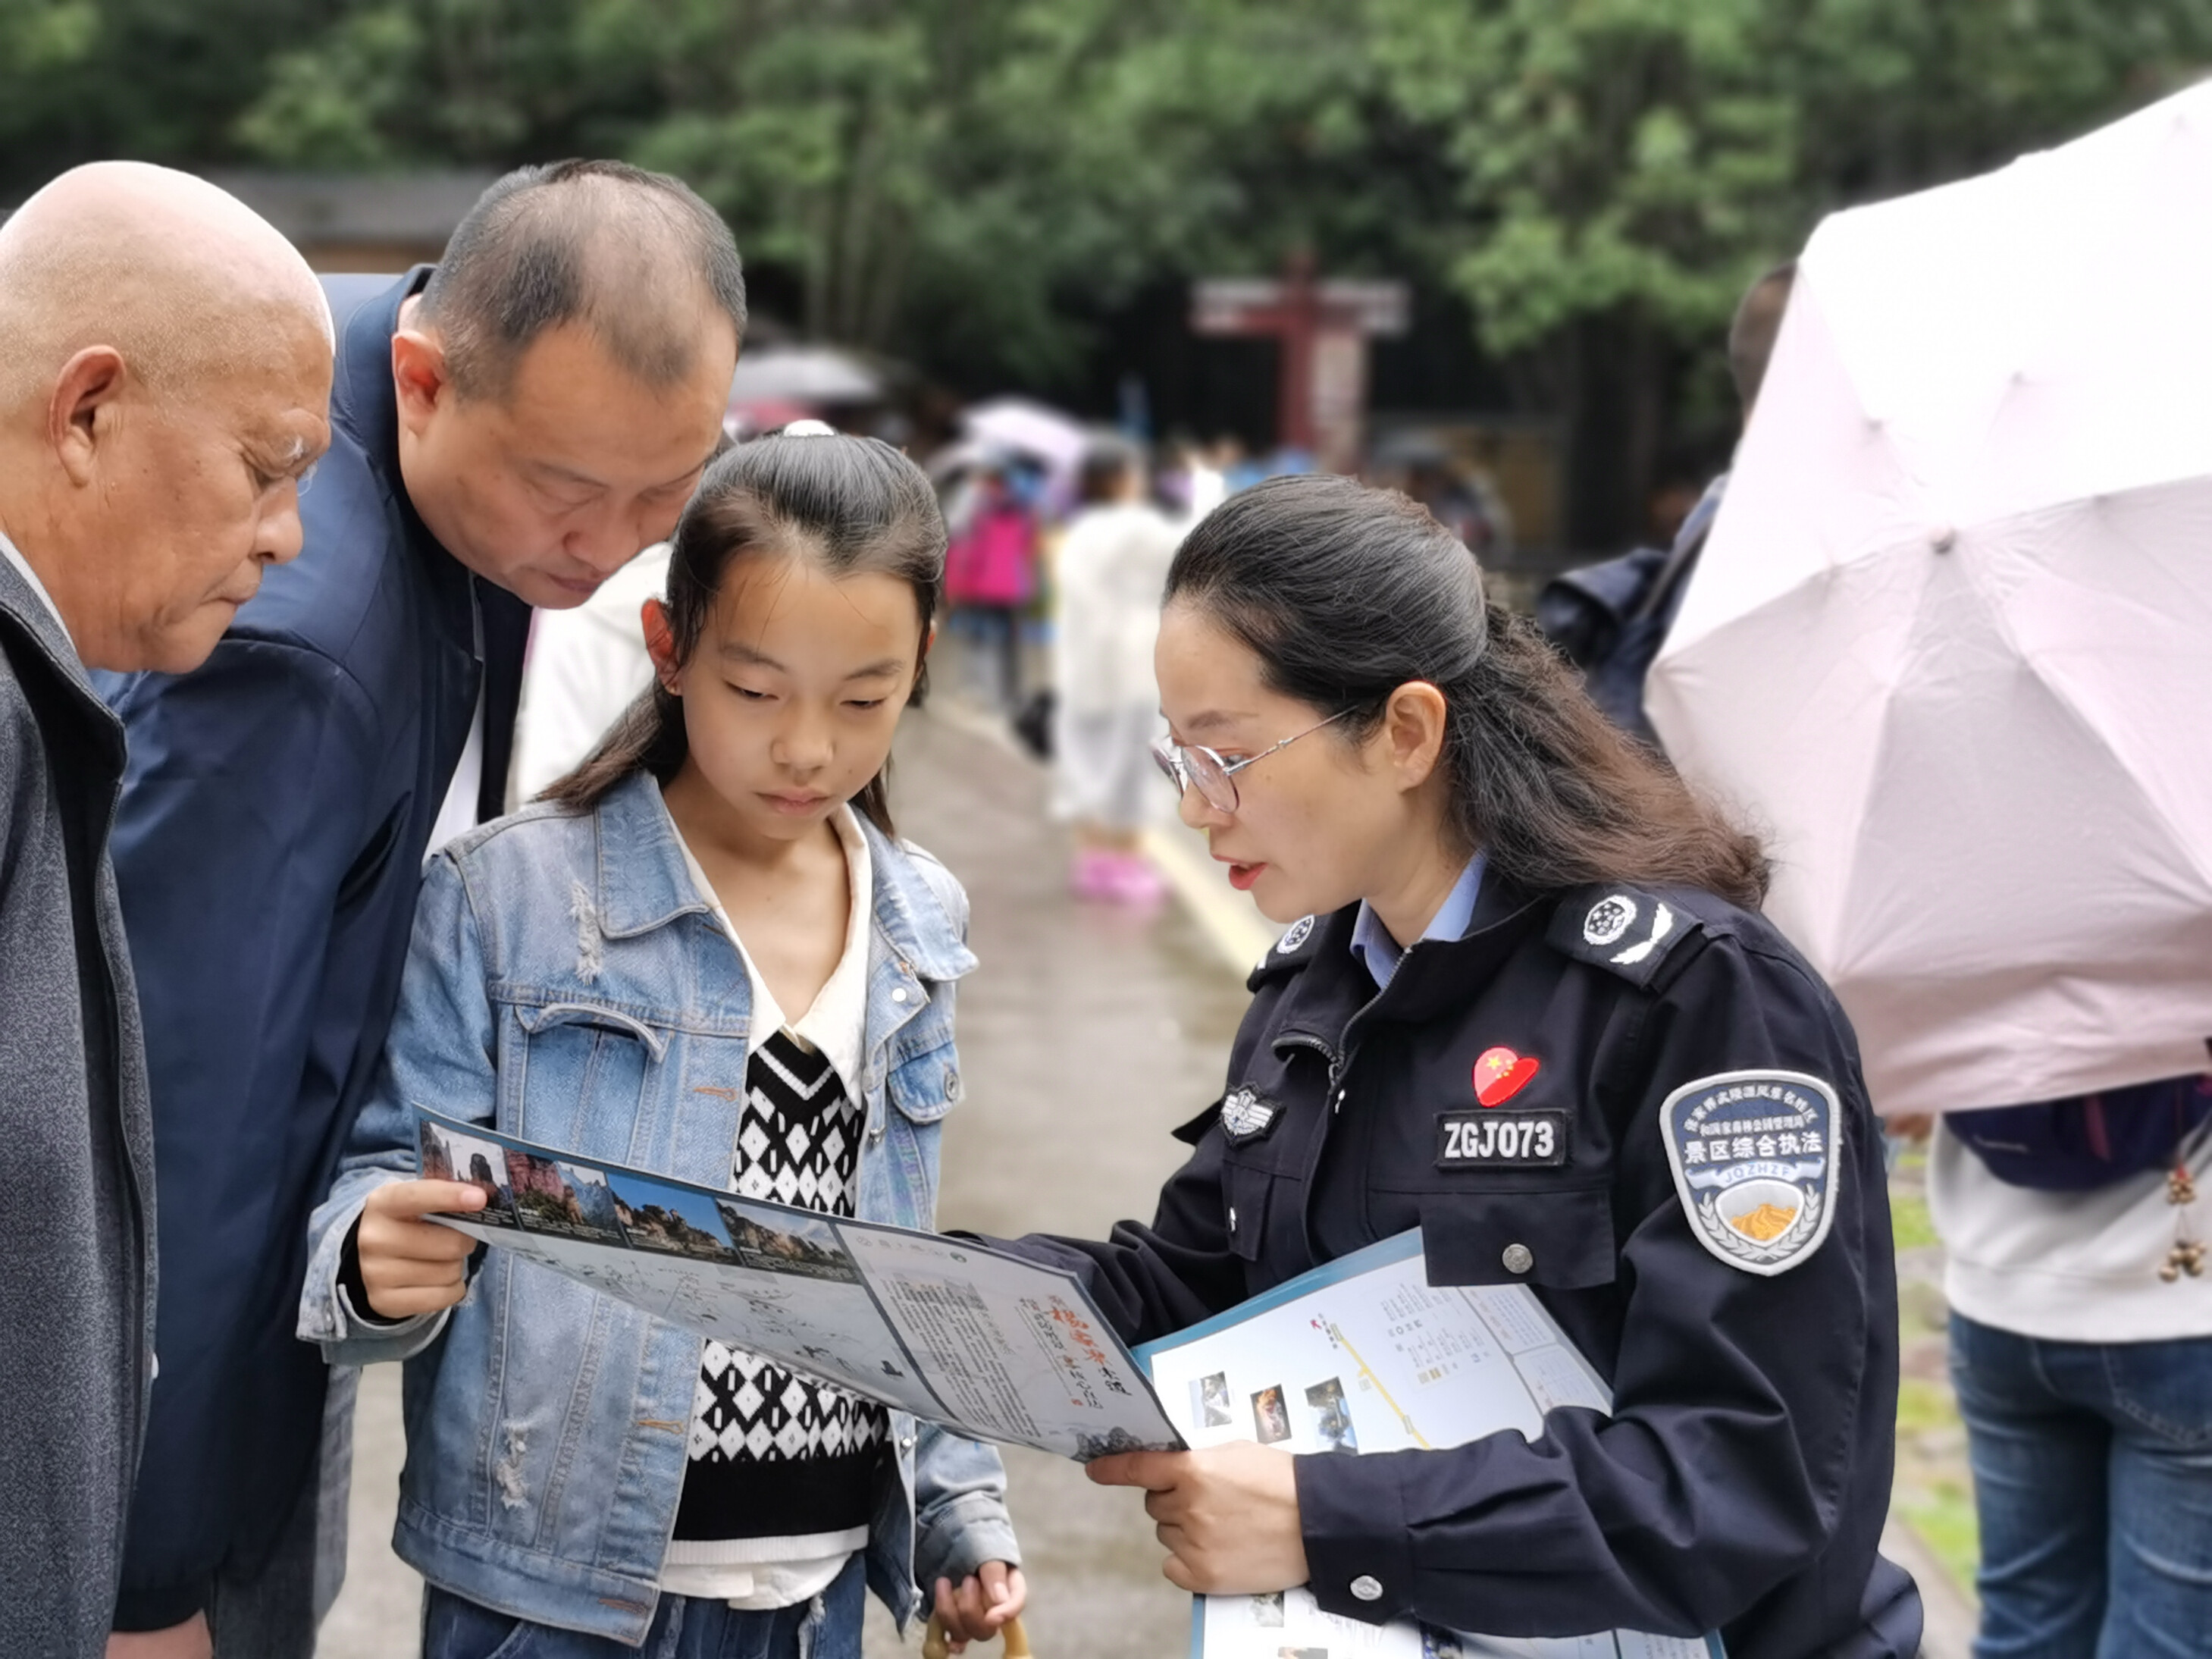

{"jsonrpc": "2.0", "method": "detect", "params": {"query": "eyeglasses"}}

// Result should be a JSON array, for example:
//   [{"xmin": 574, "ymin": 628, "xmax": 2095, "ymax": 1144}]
[{"xmin": 1151, "ymin": 709, "xmax": 1353, "ymax": 814}]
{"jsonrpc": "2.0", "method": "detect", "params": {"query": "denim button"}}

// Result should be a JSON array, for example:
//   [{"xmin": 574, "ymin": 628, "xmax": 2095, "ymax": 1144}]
[
  {"xmin": 891, "ymin": 986, "xmax": 909, "ymax": 1003},
  {"xmin": 944, "ymin": 1068, "xmax": 961, "ymax": 1103}
]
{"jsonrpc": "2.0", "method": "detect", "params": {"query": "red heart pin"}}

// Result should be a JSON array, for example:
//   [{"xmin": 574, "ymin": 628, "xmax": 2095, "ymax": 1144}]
[{"xmin": 1474, "ymin": 1046, "xmax": 1540, "ymax": 1107}]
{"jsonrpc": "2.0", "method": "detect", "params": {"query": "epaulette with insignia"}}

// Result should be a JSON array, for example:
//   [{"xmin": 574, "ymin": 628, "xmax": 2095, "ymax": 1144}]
[
  {"xmin": 1246, "ymin": 912, "xmax": 1322, "ymax": 990},
  {"xmin": 1548, "ymin": 885, "xmax": 1706, "ymax": 989}
]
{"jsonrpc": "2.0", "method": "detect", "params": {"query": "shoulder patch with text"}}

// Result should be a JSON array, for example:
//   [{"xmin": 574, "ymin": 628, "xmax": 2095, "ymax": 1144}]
[{"xmin": 1659, "ymin": 1070, "xmax": 1842, "ymax": 1276}]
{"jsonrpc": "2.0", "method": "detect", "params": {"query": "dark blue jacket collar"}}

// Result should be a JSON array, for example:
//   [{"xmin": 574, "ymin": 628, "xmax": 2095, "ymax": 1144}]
[{"xmin": 325, "ymin": 268, "xmax": 452, "ymax": 591}]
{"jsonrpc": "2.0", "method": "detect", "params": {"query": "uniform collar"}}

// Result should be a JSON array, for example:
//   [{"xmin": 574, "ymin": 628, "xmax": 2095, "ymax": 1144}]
[
  {"xmin": 1271, "ymin": 869, "xmax": 1549, "ymax": 1054},
  {"xmin": 1350, "ymin": 854, "xmax": 1487, "ymax": 991}
]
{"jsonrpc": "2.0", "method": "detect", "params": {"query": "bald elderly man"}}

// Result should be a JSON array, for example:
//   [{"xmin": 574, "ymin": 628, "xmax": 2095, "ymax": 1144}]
[
  {"xmin": 95, "ymin": 159, "xmax": 743, "ymax": 1658},
  {"xmin": 0, "ymin": 162, "xmax": 332, "ymax": 1659}
]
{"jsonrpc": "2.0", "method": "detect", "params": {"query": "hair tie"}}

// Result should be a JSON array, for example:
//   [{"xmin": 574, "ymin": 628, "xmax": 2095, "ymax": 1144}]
[{"xmin": 782, "ymin": 419, "xmax": 838, "ymax": 437}]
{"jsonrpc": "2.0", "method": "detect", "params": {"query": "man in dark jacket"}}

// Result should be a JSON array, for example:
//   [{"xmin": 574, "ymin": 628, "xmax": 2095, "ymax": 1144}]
[
  {"xmin": 98, "ymin": 161, "xmax": 744, "ymax": 1657},
  {"xmin": 1538, "ymin": 260, "xmax": 1796, "ymax": 748},
  {"xmin": 0, "ymin": 162, "xmax": 332, "ymax": 1659}
]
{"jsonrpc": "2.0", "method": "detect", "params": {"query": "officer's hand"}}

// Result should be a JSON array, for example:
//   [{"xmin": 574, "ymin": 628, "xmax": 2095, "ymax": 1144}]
[
  {"xmin": 356, "ymin": 1180, "xmax": 486, "ymax": 1319},
  {"xmin": 1087, "ymin": 1441, "xmax": 1308, "ymax": 1595},
  {"xmin": 931, "ymin": 1561, "xmax": 1025, "ymax": 1651}
]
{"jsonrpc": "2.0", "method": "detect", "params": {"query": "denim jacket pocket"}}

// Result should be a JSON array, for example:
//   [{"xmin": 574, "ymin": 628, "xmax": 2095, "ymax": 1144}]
[
  {"xmin": 506, "ymin": 998, "xmax": 672, "ymax": 1154},
  {"xmin": 887, "ymin": 1048, "xmax": 960, "ymax": 1127}
]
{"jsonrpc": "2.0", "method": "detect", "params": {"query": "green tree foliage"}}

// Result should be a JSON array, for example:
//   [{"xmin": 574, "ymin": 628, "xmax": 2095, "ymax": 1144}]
[{"xmin": 8, "ymin": 0, "xmax": 2210, "ymax": 526}]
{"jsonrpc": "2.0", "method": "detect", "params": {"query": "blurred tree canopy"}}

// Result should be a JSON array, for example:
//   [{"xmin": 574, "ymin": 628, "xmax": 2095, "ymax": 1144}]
[{"xmin": 5, "ymin": 0, "xmax": 2209, "ymax": 541}]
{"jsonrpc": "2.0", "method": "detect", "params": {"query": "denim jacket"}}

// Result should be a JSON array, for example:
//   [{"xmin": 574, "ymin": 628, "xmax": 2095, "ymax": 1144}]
[{"xmin": 299, "ymin": 770, "xmax": 1016, "ymax": 1645}]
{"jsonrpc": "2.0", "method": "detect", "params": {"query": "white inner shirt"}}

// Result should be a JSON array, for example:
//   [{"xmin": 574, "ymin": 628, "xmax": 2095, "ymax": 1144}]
[
  {"xmin": 659, "ymin": 787, "xmax": 876, "ymax": 1607},
  {"xmin": 0, "ymin": 529, "xmax": 71, "ymax": 647}
]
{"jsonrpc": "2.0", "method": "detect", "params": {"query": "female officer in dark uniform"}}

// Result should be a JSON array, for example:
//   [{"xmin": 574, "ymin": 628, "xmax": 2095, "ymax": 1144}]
[{"xmin": 1001, "ymin": 475, "xmax": 1922, "ymax": 1657}]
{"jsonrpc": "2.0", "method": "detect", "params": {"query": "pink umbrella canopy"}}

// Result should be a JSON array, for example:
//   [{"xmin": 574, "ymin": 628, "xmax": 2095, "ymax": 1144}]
[{"xmin": 1648, "ymin": 83, "xmax": 2212, "ymax": 1116}]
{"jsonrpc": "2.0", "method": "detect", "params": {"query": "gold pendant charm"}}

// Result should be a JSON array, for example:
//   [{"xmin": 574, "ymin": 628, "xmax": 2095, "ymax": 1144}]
[{"xmin": 2161, "ymin": 1165, "xmax": 2203, "ymax": 1283}]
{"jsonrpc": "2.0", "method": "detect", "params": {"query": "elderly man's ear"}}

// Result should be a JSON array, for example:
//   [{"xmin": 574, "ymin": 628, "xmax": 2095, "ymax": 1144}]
[{"xmin": 49, "ymin": 345, "xmax": 130, "ymax": 486}]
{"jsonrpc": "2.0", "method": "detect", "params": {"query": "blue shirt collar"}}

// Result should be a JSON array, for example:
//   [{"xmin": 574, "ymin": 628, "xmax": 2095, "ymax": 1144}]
[{"xmin": 1350, "ymin": 854, "xmax": 1487, "ymax": 991}]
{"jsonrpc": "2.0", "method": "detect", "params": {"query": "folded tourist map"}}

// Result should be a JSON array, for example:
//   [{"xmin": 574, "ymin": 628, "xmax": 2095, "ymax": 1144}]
[{"xmin": 419, "ymin": 1109, "xmax": 1723, "ymax": 1655}]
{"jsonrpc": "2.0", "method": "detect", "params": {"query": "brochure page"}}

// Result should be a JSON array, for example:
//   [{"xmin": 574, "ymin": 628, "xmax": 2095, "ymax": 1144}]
[
  {"xmin": 1134, "ymin": 1231, "xmax": 1722, "ymax": 1659},
  {"xmin": 415, "ymin": 1105, "xmax": 1182, "ymax": 1461}
]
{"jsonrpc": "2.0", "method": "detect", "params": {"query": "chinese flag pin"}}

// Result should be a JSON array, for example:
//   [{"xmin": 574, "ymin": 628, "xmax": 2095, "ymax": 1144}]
[{"xmin": 1474, "ymin": 1046, "xmax": 1540, "ymax": 1106}]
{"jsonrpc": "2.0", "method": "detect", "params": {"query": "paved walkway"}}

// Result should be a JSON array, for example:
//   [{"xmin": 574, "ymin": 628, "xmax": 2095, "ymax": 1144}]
[{"xmin": 321, "ymin": 691, "xmax": 1979, "ymax": 1657}]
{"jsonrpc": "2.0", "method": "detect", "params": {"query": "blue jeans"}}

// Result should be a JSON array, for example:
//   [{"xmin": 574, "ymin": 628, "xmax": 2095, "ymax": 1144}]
[
  {"xmin": 1950, "ymin": 1312, "xmax": 2212, "ymax": 1658},
  {"xmin": 421, "ymin": 1556, "xmax": 866, "ymax": 1659}
]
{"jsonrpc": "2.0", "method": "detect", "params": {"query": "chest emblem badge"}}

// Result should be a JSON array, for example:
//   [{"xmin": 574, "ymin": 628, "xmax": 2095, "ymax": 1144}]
[
  {"xmin": 1220, "ymin": 1086, "xmax": 1280, "ymax": 1143},
  {"xmin": 1659, "ymin": 1069, "xmax": 1843, "ymax": 1276},
  {"xmin": 1473, "ymin": 1046, "xmax": 1540, "ymax": 1106}
]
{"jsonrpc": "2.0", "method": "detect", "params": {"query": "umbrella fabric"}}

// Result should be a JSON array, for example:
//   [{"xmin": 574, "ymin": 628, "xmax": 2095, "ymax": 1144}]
[
  {"xmin": 962, "ymin": 398, "xmax": 1089, "ymax": 472},
  {"xmin": 728, "ymin": 345, "xmax": 884, "ymax": 405},
  {"xmin": 1648, "ymin": 83, "xmax": 2212, "ymax": 1117}
]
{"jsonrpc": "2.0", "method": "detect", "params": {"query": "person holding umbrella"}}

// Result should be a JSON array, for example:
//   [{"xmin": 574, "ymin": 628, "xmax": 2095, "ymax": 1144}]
[{"xmin": 991, "ymin": 473, "xmax": 1922, "ymax": 1657}]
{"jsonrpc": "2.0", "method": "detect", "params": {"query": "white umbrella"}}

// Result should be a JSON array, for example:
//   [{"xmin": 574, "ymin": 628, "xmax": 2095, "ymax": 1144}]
[
  {"xmin": 1648, "ymin": 82, "xmax": 2212, "ymax": 1117},
  {"xmin": 962, "ymin": 397, "xmax": 1092, "ymax": 476},
  {"xmin": 728, "ymin": 345, "xmax": 885, "ymax": 406}
]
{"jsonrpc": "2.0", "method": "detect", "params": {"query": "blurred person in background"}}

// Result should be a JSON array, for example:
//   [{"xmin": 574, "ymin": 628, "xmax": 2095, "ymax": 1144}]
[
  {"xmin": 1891, "ymin": 1072, "xmax": 2212, "ymax": 1656},
  {"xmin": 96, "ymin": 160, "xmax": 743, "ymax": 1659},
  {"xmin": 1399, "ymin": 441, "xmax": 1502, "ymax": 557},
  {"xmin": 1539, "ymin": 261, "xmax": 1795, "ymax": 748},
  {"xmin": 1052, "ymin": 438, "xmax": 1182, "ymax": 905},
  {"xmin": 942, "ymin": 457, "xmax": 1039, "ymax": 715},
  {"xmin": 0, "ymin": 159, "xmax": 332, "ymax": 1659}
]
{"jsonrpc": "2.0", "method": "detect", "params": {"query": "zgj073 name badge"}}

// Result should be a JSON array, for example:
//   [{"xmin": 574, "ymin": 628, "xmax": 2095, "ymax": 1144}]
[{"xmin": 1659, "ymin": 1070, "xmax": 1842, "ymax": 1276}]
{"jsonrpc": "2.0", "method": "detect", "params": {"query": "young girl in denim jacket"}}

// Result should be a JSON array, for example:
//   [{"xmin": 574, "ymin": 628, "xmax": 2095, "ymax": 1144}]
[{"xmin": 300, "ymin": 431, "xmax": 1024, "ymax": 1659}]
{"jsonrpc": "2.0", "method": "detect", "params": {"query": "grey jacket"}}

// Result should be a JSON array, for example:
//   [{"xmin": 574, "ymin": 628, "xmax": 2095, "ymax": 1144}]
[{"xmin": 0, "ymin": 552, "xmax": 156, "ymax": 1657}]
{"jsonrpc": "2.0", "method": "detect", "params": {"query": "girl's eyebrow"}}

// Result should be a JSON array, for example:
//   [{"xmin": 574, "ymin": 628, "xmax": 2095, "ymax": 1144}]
[{"xmin": 716, "ymin": 641, "xmax": 907, "ymax": 680}]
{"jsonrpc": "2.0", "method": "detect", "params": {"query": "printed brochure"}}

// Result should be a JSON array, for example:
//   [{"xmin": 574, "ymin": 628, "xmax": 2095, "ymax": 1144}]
[
  {"xmin": 414, "ymin": 1105, "xmax": 1182, "ymax": 1461},
  {"xmin": 1133, "ymin": 1231, "xmax": 1725, "ymax": 1659}
]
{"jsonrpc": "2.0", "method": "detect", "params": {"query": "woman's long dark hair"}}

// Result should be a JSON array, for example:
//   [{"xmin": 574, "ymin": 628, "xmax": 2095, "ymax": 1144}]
[
  {"xmin": 1165, "ymin": 473, "xmax": 1770, "ymax": 908},
  {"xmin": 540, "ymin": 431, "xmax": 945, "ymax": 835}
]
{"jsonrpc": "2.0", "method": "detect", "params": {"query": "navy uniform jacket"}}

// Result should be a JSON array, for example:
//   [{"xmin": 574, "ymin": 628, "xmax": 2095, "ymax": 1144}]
[
  {"xmin": 96, "ymin": 271, "xmax": 530, "ymax": 1624},
  {"xmin": 1007, "ymin": 876, "xmax": 1923, "ymax": 1658}
]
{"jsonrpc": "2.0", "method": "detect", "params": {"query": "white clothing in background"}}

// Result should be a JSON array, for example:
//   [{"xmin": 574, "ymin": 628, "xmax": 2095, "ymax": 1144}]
[
  {"xmin": 1052, "ymin": 502, "xmax": 1180, "ymax": 715},
  {"xmin": 1929, "ymin": 1119, "xmax": 2212, "ymax": 1344},
  {"xmin": 424, "ymin": 691, "xmax": 485, "ymax": 861},
  {"xmin": 509, "ymin": 543, "xmax": 672, "ymax": 807}
]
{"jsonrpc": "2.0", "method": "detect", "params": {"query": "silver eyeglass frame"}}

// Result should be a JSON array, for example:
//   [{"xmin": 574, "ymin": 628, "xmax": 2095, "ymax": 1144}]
[{"xmin": 1150, "ymin": 708, "xmax": 1354, "ymax": 814}]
